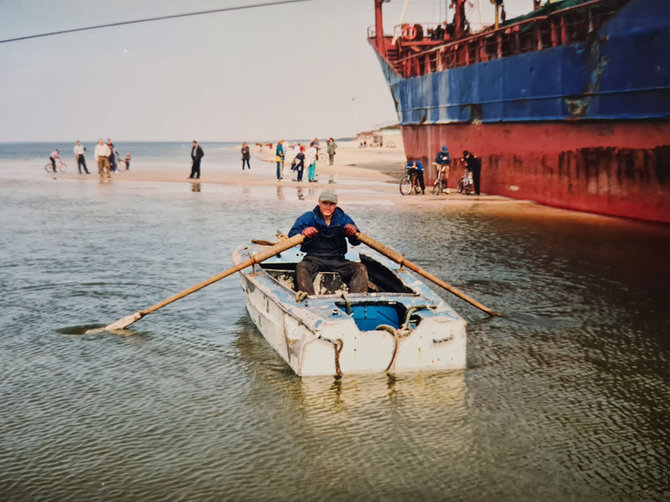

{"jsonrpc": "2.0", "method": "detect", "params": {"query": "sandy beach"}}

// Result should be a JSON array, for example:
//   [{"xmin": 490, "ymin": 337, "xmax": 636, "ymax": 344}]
[{"xmin": 38, "ymin": 139, "xmax": 619, "ymax": 223}]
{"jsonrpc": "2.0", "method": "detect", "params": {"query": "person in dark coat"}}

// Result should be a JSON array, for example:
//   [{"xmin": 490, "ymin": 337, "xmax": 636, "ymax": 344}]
[
  {"xmin": 189, "ymin": 140, "xmax": 204, "ymax": 179},
  {"xmin": 241, "ymin": 141, "xmax": 251, "ymax": 170},
  {"xmin": 288, "ymin": 190, "xmax": 368, "ymax": 296},
  {"xmin": 462, "ymin": 150, "xmax": 481, "ymax": 195},
  {"xmin": 294, "ymin": 146, "xmax": 306, "ymax": 182}
]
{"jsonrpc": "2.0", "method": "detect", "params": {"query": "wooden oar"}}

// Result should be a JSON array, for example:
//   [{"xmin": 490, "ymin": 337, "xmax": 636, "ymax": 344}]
[
  {"xmin": 355, "ymin": 232, "xmax": 501, "ymax": 317},
  {"xmin": 86, "ymin": 234, "xmax": 305, "ymax": 334}
]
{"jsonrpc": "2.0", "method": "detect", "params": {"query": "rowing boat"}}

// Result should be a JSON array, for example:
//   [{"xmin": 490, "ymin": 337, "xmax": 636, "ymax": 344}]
[{"xmin": 232, "ymin": 242, "xmax": 466, "ymax": 376}]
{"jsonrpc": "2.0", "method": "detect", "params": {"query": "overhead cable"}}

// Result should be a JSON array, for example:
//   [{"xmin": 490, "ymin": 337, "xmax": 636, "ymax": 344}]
[{"xmin": 0, "ymin": 0, "xmax": 311, "ymax": 44}]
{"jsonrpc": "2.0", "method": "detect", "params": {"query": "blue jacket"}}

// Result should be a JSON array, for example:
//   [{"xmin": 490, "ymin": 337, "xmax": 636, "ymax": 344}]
[
  {"xmin": 436, "ymin": 150, "xmax": 450, "ymax": 165},
  {"xmin": 405, "ymin": 160, "xmax": 423, "ymax": 171},
  {"xmin": 288, "ymin": 206, "xmax": 360, "ymax": 257}
]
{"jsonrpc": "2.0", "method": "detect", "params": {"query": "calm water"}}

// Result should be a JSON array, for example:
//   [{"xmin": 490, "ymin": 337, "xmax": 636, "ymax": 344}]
[{"xmin": 1, "ymin": 147, "xmax": 669, "ymax": 501}]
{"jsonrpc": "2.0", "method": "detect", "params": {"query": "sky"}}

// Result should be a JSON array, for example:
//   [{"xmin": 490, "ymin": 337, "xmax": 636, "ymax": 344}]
[{"xmin": 0, "ymin": 0, "xmax": 534, "ymax": 143}]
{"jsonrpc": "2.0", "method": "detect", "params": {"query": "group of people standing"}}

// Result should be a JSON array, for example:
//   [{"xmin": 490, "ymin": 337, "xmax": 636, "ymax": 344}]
[
  {"xmin": 404, "ymin": 146, "xmax": 481, "ymax": 195},
  {"xmin": 48, "ymin": 139, "xmax": 130, "ymax": 177},
  {"xmin": 93, "ymin": 139, "xmax": 129, "ymax": 178},
  {"xmin": 240, "ymin": 137, "xmax": 338, "ymax": 183}
]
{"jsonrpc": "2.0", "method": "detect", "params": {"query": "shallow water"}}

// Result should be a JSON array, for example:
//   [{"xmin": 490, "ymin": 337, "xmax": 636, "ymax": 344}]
[{"xmin": 1, "ymin": 167, "xmax": 669, "ymax": 500}]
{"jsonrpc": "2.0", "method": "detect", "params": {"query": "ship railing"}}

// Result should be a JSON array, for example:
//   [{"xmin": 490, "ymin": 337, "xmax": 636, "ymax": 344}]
[{"xmin": 368, "ymin": 0, "xmax": 623, "ymax": 78}]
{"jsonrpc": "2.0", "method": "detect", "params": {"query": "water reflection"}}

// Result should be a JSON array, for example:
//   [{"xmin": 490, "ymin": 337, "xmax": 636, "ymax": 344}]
[
  {"xmin": 296, "ymin": 187, "xmax": 304, "ymax": 200},
  {"xmin": 190, "ymin": 182, "xmax": 201, "ymax": 192},
  {"xmin": 276, "ymin": 185, "xmax": 284, "ymax": 200}
]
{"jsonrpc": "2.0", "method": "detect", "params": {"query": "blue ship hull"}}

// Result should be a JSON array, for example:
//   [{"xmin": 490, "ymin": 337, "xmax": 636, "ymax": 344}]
[{"xmin": 371, "ymin": 0, "xmax": 670, "ymax": 222}]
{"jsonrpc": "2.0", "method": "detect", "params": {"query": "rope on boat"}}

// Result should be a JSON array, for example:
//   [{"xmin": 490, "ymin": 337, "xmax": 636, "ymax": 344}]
[
  {"xmin": 341, "ymin": 291, "xmax": 351, "ymax": 315},
  {"xmin": 377, "ymin": 305, "xmax": 428, "ymax": 373},
  {"xmin": 334, "ymin": 339, "xmax": 343, "ymax": 377}
]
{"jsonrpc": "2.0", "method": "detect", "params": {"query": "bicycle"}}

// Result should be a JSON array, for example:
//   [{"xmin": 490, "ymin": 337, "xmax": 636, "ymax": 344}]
[
  {"xmin": 431, "ymin": 162, "xmax": 450, "ymax": 195},
  {"xmin": 45, "ymin": 159, "xmax": 67, "ymax": 173},
  {"xmin": 399, "ymin": 166, "xmax": 422, "ymax": 195},
  {"xmin": 457, "ymin": 168, "xmax": 474, "ymax": 195}
]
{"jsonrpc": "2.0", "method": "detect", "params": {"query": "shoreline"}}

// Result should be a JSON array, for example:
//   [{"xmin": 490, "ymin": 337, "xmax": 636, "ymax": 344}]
[{"xmin": 1, "ymin": 140, "xmax": 638, "ymax": 224}]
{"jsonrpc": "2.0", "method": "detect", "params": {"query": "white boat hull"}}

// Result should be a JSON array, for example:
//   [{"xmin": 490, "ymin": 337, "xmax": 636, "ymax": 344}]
[{"xmin": 235, "ymin": 246, "xmax": 467, "ymax": 377}]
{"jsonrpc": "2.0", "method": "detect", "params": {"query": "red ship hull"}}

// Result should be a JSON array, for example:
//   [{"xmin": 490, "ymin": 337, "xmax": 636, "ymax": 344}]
[{"xmin": 403, "ymin": 121, "xmax": 670, "ymax": 222}]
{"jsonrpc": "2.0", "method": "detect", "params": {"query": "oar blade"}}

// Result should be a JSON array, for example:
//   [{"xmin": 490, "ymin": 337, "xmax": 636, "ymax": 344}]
[
  {"xmin": 86, "ymin": 233, "xmax": 305, "ymax": 334},
  {"xmin": 84, "ymin": 312, "xmax": 142, "ymax": 334}
]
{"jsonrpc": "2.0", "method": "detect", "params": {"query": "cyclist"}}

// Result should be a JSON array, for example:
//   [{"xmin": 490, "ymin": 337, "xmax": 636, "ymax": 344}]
[
  {"xmin": 49, "ymin": 149, "xmax": 61, "ymax": 172},
  {"xmin": 435, "ymin": 146, "xmax": 451, "ymax": 193},
  {"xmin": 404, "ymin": 159, "xmax": 425, "ymax": 194}
]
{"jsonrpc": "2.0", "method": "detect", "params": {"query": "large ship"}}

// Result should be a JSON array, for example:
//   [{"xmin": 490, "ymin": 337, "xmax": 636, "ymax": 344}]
[{"xmin": 369, "ymin": 0, "xmax": 669, "ymax": 222}]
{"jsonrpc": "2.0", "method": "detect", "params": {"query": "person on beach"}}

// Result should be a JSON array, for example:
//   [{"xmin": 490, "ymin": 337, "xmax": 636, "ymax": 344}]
[
  {"xmin": 275, "ymin": 140, "xmax": 285, "ymax": 179},
  {"xmin": 327, "ymin": 137, "xmax": 337, "ymax": 166},
  {"xmin": 94, "ymin": 139, "xmax": 111, "ymax": 178},
  {"xmin": 241, "ymin": 141, "xmax": 251, "ymax": 170},
  {"xmin": 107, "ymin": 139, "xmax": 117, "ymax": 173},
  {"xmin": 124, "ymin": 152, "xmax": 131, "ymax": 170},
  {"xmin": 189, "ymin": 140, "xmax": 204, "ymax": 179},
  {"xmin": 288, "ymin": 189, "xmax": 368, "ymax": 296},
  {"xmin": 294, "ymin": 146, "xmax": 306, "ymax": 182},
  {"xmin": 312, "ymin": 137, "xmax": 320, "ymax": 159},
  {"xmin": 307, "ymin": 142, "xmax": 317, "ymax": 182},
  {"xmin": 462, "ymin": 150, "xmax": 481, "ymax": 195},
  {"xmin": 405, "ymin": 159, "xmax": 425, "ymax": 194},
  {"xmin": 435, "ymin": 145, "xmax": 451, "ymax": 193},
  {"xmin": 48, "ymin": 149, "xmax": 61, "ymax": 173},
  {"xmin": 74, "ymin": 141, "xmax": 89, "ymax": 174}
]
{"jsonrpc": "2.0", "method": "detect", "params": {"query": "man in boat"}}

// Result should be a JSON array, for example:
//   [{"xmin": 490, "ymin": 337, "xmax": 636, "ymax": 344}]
[{"xmin": 288, "ymin": 189, "xmax": 369, "ymax": 295}]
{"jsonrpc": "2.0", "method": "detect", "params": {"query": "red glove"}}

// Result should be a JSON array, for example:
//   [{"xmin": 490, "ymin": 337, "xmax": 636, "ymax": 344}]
[
  {"xmin": 302, "ymin": 226, "xmax": 318, "ymax": 238},
  {"xmin": 344, "ymin": 224, "xmax": 358, "ymax": 236}
]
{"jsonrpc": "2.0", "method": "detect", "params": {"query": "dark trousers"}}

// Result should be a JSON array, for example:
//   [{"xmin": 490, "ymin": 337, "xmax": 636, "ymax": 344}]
[
  {"xmin": 472, "ymin": 168, "xmax": 481, "ymax": 195},
  {"xmin": 296, "ymin": 164, "xmax": 304, "ymax": 181},
  {"xmin": 242, "ymin": 158, "xmax": 251, "ymax": 170},
  {"xmin": 77, "ymin": 155, "xmax": 89, "ymax": 174},
  {"xmin": 296, "ymin": 255, "xmax": 369, "ymax": 295},
  {"xmin": 190, "ymin": 159, "xmax": 201, "ymax": 179},
  {"xmin": 417, "ymin": 170, "xmax": 425, "ymax": 192}
]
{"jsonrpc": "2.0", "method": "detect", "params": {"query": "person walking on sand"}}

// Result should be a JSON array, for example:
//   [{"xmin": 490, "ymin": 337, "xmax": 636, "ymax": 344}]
[
  {"xmin": 241, "ymin": 141, "xmax": 251, "ymax": 170},
  {"xmin": 295, "ymin": 146, "xmax": 306, "ymax": 182},
  {"xmin": 124, "ymin": 152, "xmax": 131, "ymax": 170},
  {"xmin": 189, "ymin": 140, "xmax": 204, "ymax": 179},
  {"xmin": 74, "ymin": 141, "xmax": 90, "ymax": 174},
  {"xmin": 327, "ymin": 137, "xmax": 337, "ymax": 166},
  {"xmin": 94, "ymin": 139, "xmax": 111, "ymax": 178},
  {"xmin": 275, "ymin": 140, "xmax": 285, "ymax": 180},
  {"xmin": 307, "ymin": 142, "xmax": 317, "ymax": 182}
]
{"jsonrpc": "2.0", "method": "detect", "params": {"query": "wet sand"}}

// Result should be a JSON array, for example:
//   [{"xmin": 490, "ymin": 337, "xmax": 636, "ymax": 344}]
[{"xmin": 27, "ymin": 140, "xmax": 633, "ymax": 225}]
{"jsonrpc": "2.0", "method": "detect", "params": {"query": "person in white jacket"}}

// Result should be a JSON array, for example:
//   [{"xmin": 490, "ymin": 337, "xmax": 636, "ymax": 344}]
[{"xmin": 94, "ymin": 139, "xmax": 111, "ymax": 178}]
